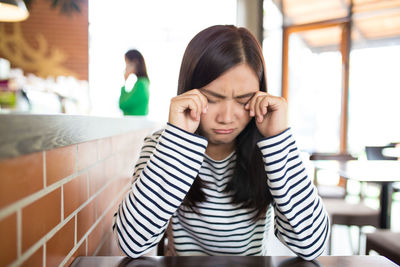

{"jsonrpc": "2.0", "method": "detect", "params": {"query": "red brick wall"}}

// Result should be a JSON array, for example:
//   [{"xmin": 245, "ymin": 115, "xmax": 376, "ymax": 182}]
[
  {"xmin": 0, "ymin": 0, "xmax": 88, "ymax": 80},
  {"xmin": 0, "ymin": 129, "xmax": 151, "ymax": 266}
]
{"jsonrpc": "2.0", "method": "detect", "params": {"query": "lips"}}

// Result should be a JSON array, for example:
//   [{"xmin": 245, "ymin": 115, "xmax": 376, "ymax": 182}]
[{"xmin": 213, "ymin": 129, "xmax": 234, "ymax": 134}]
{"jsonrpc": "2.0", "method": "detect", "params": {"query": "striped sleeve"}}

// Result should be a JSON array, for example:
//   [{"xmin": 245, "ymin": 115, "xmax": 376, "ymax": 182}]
[
  {"xmin": 113, "ymin": 123, "xmax": 208, "ymax": 258},
  {"xmin": 257, "ymin": 128, "xmax": 330, "ymax": 260}
]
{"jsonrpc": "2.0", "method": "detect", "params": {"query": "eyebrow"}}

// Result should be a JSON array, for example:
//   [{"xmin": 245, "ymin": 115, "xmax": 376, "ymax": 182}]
[{"xmin": 201, "ymin": 88, "xmax": 256, "ymax": 99}]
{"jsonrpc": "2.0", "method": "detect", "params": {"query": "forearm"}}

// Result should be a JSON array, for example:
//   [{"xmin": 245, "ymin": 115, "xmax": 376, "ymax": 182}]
[
  {"xmin": 113, "ymin": 123, "xmax": 208, "ymax": 257},
  {"xmin": 119, "ymin": 86, "xmax": 132, "ymax": 110},
  {"xmin": 258, "ymin": 128, "xmax": 329, "ymax": 260}
]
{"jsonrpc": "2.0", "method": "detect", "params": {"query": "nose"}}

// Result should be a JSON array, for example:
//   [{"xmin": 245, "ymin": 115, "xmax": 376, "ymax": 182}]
[{"xmin": 216, "ymin": 100, "xmax": 235, "ymax": 124}]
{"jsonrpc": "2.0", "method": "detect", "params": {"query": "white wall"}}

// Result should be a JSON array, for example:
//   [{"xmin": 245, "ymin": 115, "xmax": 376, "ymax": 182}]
[{"xmin": 89, "ymin": 0, "xmax": 237, "ymax": 122}]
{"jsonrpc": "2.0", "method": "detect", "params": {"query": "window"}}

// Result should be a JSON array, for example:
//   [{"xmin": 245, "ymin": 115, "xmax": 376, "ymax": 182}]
[
  {"xmin": 348, "ymin": 7, "xmax": 400, "ymax": 154},
  {"xmin": 88, "ymin": 0, "xmax": 237, "ymax": 121},
  {"xmin": 286, "ymin": 26, "xmax": 343, "ymax": 153}
]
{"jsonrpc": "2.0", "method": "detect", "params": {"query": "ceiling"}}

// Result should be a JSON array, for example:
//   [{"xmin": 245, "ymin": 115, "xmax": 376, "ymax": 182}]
[{"xmin": 276, "ymin": 0, "xmax": 400, "ymax": 51}]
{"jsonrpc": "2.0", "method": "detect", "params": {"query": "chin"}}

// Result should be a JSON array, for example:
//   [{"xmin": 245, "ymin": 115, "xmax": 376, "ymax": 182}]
[{"xmin": 209, "ymin": 135, "xmax": 236, "ymax": 145}]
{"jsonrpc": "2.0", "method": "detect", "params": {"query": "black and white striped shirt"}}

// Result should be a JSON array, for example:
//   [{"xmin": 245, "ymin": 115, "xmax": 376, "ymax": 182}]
[{"xmin": 113, "ymin": 123, "xmax": 329, "ymax": 260}]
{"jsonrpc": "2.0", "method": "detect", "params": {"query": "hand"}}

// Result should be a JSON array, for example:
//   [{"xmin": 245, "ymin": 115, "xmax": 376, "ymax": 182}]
[
  {"xmin": 245, "ymin": 92, "xmax": 288, "ymax": 138},
  {"xmin": 124, "ymin": 64, "xmax": 135, "ymax": 81},
  {"xmin": 168, "ymin": 89, "xmax": 208, "ymax": 133}
]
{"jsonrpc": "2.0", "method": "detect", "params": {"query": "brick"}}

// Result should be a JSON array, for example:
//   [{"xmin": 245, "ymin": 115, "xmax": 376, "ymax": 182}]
[
  {"xmin": 111, "ymin": 134, "xmax": 129, "ymax": 154},
  {"xmin": 21, "ymin": 246, "xmax": 43, "ymax": 267},
  {"xmin": 0, "ymin": 213, "xmax": 17, "ymax": 265},
  {"xmin": 46, "ymin": 145, "xmax": 76, "ymax": 186},
  {"xmin": 46, "ymin": 218, "xmax": 75, "ymax": 267},
  {"xmin": 0, "ymin": 152, "xmax": 43, "ymax": 208},
  {"xmin": 104, "ymin": 156, "xmax": 116, "ymax": 181},
  {"xmin": 87, "ymin": 221, "xmax": 103, "ymax": 255},
  {"xmin": 96, "ymin": 232, "xmax": 111, "ymax": 256},
  {"xmin": 63, "ymin": 174, "xmax": 88, "ymax": 218},
  {"xmin": 88, "ymin": 162, "xmax": 105, "ymax": 197},
  {"xmin": 76, "ymin": 199, "xmax": 96, "ymax": 241},
  {"xmin": 96, "ymin": 230, "xmax": 123, "ymax": 256},
  {"xmin": 103, "ymin": 202, "xmax": 117, "ymax": 235},
  {"xmin": 77, "ymin": 140, "xmax": 98, "ymax": 171},
  {"xmin": 115, "ymin": 152, "xmax": 130, "ymax": 180},
  {"xmin": 98, "ymin": 178, "xmax": 127, "ymax": 221},
  {"xmin": 98, "ymin": 232, "xmax": 124, "ymax": 256},
  {"xmin": 96, "ymin": 185, "xmax": 111, "ymax": 220},
  {"xmin": 65, "ymin": 240, "xmax": 86, "ymax": 267},
  {"xmin": 98, "ymin": 137, "xmax": 112, "ymax": 161},
  {"xmin": 22, "ymin": 188, "xmax": 61, "ymax": 252}
]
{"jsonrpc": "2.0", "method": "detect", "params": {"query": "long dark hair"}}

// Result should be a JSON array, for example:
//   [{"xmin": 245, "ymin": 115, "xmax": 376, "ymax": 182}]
[
  {"xmin": 178, "ymin": 25, "xmax": 272, "ymax": 221},
  {"xmin": 125, "ymin": 49, "xmax": 149, "ymax": 79}
]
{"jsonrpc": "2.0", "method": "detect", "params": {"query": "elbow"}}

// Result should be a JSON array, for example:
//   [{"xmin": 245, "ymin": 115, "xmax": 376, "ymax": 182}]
[
  {"xmin": 114, "ymin": 229, "xmax": 147, "ymax": 258},
  {"xmin": 113, "ymin": 222, "xmax": 159, "ymax": 258},
  {"xmin": 296, "ymin": 243, "xmax": 325, "ymax": 261},
  {"xmin": 278, "ymin": 217, "xmax": 330, "ymax": 262},
  {"xmin": 297, "ymin": 221, "xmax": 330, "ymax": 261},
  {"xmin": 298, "ymin": 253, "xmax": 322, "ymax": 262}
]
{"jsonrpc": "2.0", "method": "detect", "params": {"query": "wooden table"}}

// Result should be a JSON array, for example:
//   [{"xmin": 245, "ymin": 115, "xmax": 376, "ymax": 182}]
[
  {"xmin": 70, "ymin": 256, "xmax": 398, "ymax": 267},
  {"xmin": 313, "ymin": 160, "xmax": 400, "ymax": 229}
]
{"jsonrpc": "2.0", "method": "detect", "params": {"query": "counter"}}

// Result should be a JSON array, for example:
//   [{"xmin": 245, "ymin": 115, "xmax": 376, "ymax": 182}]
[
  {"xmin": 0, "ymin": 114, "xmax": 161, "ymax": 266},
  {"xmin": 0, "ymin": 113, "xmax": 160, "ymax": 159}
]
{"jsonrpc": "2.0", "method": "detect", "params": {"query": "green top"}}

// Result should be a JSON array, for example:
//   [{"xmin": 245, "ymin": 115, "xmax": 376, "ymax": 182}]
[{"xmin": 119, "ymin": 77, "xmax": 149, "ymax": 116}]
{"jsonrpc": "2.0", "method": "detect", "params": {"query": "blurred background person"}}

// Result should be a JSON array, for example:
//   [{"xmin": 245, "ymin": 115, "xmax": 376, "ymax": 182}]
[{"xmin": 119, "ymin": 49, "xmax": 150, "ymax": 115}]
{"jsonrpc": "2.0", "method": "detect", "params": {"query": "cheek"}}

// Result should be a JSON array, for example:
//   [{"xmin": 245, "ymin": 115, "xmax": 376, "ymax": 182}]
[
  {"xmin": 237, "ymin": 110, "xmax": 252, "ymax": 129},
  {"xmin": 199, "ymin": 112, "xmax": 212, "ymax": 131},
  {"xmin": 200, "ymin": 110, "xmax": 212, "ymax": 121},
  {"xmin": 200, "ymin": 105, "xmax": 218, "ymax": 120},
  {"xmin": 237, "ymin": 107, "xmax": 251, "ymax": 121}
]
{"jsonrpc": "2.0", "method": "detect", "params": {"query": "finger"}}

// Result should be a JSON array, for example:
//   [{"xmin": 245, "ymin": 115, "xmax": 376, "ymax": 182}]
[
  {"xmin": 197, "ymin": 91, "xmax": 209, "ymax": 113},
  {"xmin": 247, "ymin": 93, "xmax": 257, "ymax": 117},
  {"xmin": 183, "ymin": 89, "xmax": 208, "ymax": 114},
  {"xmin": 244, "ymin": 92, "xmax": 257, "ymax": 110},
  {"xmin": 254, "ymin": 95, "xmax": 265, "ymax": 123},
  {"xmin": 248, "ymin": 92, "xmax": 265, "ymax": 118},
  {"xmin": 182, "ymin": 92, "xmax": 206, "ymax": 118},
  {"xmin": 173, "ymin": 97, "xmax": 201, "ymax": 121},
  {"xmin": 260, "ymin": 95, "xmax": 269, "ymax": 115},
  {"xmin": 185, "ymin": 97, "xmax": 201, "ymax": 121},
  {"xmin": 187, "ymin": 89, "xmax": 209, "ymax": 113},
  {"xmin": 264, "ymin": 94, "xmax": 286, "ymax": 111}
]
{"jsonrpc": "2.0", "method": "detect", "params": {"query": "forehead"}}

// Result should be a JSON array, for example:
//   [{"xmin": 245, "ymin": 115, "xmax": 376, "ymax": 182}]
[{"xmin": 201, "ymin": 64, "xmax": 259, "ymax": 97}]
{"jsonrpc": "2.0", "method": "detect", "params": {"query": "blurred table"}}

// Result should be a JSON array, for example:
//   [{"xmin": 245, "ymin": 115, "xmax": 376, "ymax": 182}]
[
  {"xmin": 70, "ymin": 256, "xmax": 398, "ymax": 267},
  {"xmin": 313, "ymin": 160, "xmax": 400, "ymax": 229},
  {"xmin": 383, "ymin": 147, "xmax": 400, "ymax": 159}
]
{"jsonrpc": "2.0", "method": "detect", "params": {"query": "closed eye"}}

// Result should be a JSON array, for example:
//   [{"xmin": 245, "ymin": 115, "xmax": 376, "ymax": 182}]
[
  {"xmin": 205, "ymin": 97, "xmax": 219, "ymax": 104},
  {"xmin": 237, "ymin": 97, "xmax": 252, "ymax": 106}
]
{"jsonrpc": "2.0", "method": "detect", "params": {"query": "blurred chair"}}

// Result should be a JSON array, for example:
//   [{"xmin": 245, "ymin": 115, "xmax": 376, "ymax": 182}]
[
  {"xmin": 366, "ymin": 230, "xmax": 400, "ymax": 265},
  {"xmin": 324, "ymin": 198, "xmax": 379, "ymax": 255},
  {"xmin": 310, "ymin": 153, "xmax": 356, "ymax": 199},
  {"xmin": 365, "ymin": 145, "xmax": 397, "ymax": 161},
  {"xmin": 310, "ymin": 152, "xmax": 380, "ymax": 255},
  {"xmin": 366, "ymin": 145, "xmax": 400, "ymax": 199}
]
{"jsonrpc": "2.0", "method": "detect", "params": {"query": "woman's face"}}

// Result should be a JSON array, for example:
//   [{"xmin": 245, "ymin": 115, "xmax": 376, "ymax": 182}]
[
  {"xmin": 198, "ymin": 63, "xmax": 259, "ymax": 146},
  {"xmin": 125, "ymin": 57, "xmax": 136, "ymax": 75}
]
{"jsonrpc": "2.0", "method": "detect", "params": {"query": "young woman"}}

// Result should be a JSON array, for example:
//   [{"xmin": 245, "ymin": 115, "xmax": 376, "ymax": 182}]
[
  {"xmin": 119, "ymin": 49, "xmax": 150, "ymax": 115},
  {"xmin": 113, "ymin": 25, "xmax": 329, "ymax": 260}
]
